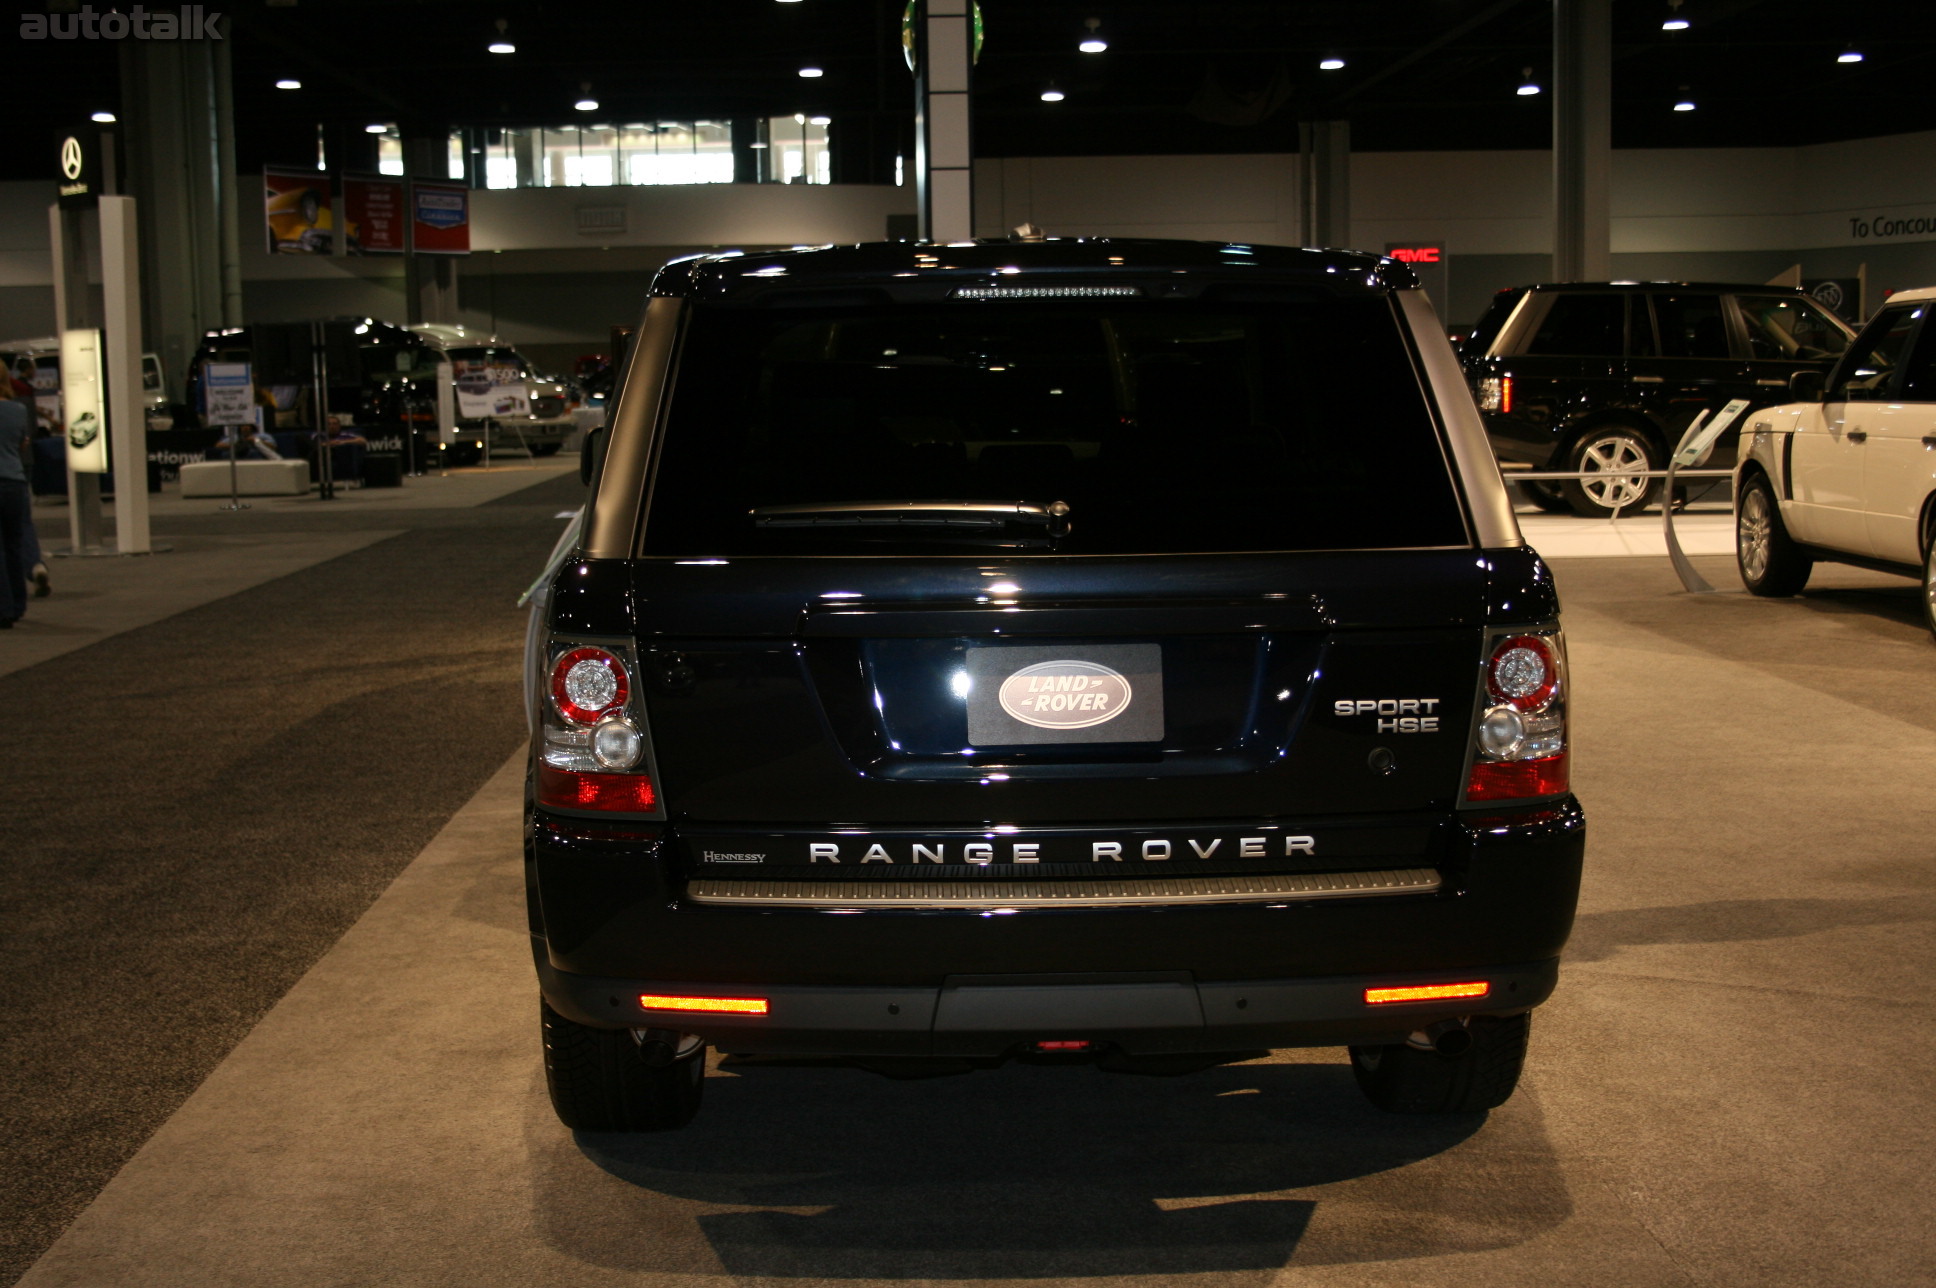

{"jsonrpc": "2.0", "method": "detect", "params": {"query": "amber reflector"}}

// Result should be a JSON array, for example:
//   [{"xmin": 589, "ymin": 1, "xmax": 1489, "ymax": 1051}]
[
  {"xmin": 639, "ymin": 994, "xmax": 769, "ymax": 1015},
  {"xmin": 1365, "ymin": 981, "xmax": 1490, "ymax": 1005}
]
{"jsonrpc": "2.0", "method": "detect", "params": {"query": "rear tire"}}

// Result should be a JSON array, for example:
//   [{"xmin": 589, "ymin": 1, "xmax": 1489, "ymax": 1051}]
[
  {"xmin": 1736, "ymin": 474, "xmax": 1813, "ymax": 597},
  {"xmin": 541, "ymin": 999, "xmax": 706, "ymax": 1132},
  {"xmin": 1517, "ymin": 480, "xmax": 1573, "ymax": 514},
  {"xmin": 530, "ymin": 442, "xmax": 562, "ymax": 458},
  {"xmin": 1559, "ymin": 427, "xmax": 1661, "ymax": 517},
  {"xmin": 1349, "ymin": 1013, "xmax": 1530, "ymax": 1114}
]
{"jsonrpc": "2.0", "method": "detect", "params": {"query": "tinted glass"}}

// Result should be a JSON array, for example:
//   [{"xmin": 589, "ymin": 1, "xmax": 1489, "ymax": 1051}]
[
  {"xmin": 1462, "ymin": 289, "xmax": 1525, "ymax": 357},
  {"xmin": 642, "ymin": 298, "xmax": 1469, "ymax": 556},
  {"xmin": 1524, "ymin": 294, "xmax": 1625, "ymax": 357},
  {"xmin": 1897, "ymin": 307, "xmax": 1936, "ymax": 401},
  {"xmin": 1651, "ymin": 294, "xmax": 1730, "ymax": 358},
  {"xmin": 1735, "ymin": 295, "xmax": 1853, "ymax": 362},
  {"xmin": 1833, "ymin": 305, "xmax": 1922, "ymax": 401}
]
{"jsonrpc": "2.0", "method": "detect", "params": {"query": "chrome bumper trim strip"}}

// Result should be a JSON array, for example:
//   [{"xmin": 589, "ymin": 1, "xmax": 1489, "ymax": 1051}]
[{"xmin": 686, "ymin": 868, "xmax": 1443, "ymax": 908}]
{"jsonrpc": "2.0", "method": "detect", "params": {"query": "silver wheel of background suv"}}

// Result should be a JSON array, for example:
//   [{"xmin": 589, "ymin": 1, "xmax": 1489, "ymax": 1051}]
[{"xmin": 1560, "ymin": 428, "xmax": 1660, "ymax": 517}]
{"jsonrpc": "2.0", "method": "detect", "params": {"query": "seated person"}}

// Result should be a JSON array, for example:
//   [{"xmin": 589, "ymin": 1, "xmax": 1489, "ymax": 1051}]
[
  {"xmin": 206, "ymin": 423, "xmax": 283, "ymax": 460},
  {"xmin": 309, "ymin": 415, "xmax": 367, "ymax": 483}
]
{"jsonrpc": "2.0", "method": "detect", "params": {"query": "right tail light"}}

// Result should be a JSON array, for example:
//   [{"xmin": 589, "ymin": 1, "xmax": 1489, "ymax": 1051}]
[
  {"xmin": 534, "ymin": 637, "xmax": 663, "ymax": 816},
  {"xmin": 1465, "ymin": 630, "xmax": 1568, "ymax": 802}
]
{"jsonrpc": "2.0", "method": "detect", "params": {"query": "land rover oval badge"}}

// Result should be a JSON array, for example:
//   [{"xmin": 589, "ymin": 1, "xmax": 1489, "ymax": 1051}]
[{"xmin": 998, "ymin": 660, "xmax": 1133, "ymax": 730}]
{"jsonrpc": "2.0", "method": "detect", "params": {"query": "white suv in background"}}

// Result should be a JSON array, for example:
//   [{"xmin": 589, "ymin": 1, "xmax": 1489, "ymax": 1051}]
[{"xmin": 1734, "ymin": 286, "xmax": 1936, "ymax": 636}]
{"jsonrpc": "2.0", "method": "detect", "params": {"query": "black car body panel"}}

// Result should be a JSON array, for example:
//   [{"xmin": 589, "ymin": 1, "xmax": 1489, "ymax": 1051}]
[{"xmin": 526, "ymin": 239, "xmax": 1584, "ymax": 1081}]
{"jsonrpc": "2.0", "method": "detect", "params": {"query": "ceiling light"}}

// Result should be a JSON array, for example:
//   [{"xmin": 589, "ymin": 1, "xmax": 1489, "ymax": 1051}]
[
  {"xmin": 365, "ymin": 123, "xmax": 390, "ymax": 134},
  {"xmin": 489, "ymin": 41, "xmax": 515, "ymax": 53},
  {"xmin": 1040, "ymin": 85, "xmax": 1065, "ymax": 102},
  {"xmin": 749, "ymin": 141, "xmax": 769, "ymax": 149},
  {"xmin": 1319, "ymin": 56, "xmax": 1345, "ymax": 71},
  {"xmin": 1662, "ymin": 0, "xmax": 1689, "ymax": 30},
  {"xmin": 1078, "ymin": 17, "xmax": 1106, "ymax": 53},
  {"xmin": 91, "ymin": 111, "xmax": 116, "ymax": 123},
  {"xmin": 1673, "ymin": 87, "xmax": 1696, "ymax": 111},
  {"xmin": 1837, "ymin": 47, "xmax": 1863, "ymax": 63},
  {"xmin": 808, "ymin": 115, "xmax": 831, "ymax": 126},
  {"xmin": 575, "ymin": 98, "xmax": 599, "ymax": 111},
  {"xmin": 798, "ymin": 65, "xmax": 824, "ymax": 78},
  {"xmin": 275, "ymin": 78, "xmax": 301, "ymax": 90},
  {"xmin": 1517, "ymin": 67, "xmax": 1541, "ymax": 96}
]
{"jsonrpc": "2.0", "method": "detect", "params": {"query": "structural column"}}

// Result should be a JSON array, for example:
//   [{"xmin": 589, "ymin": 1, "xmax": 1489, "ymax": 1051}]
[
  {"xmin": 119, "ymin": 38, "xmax": 239, "ymax": 404},
  {"xmin": 1553, "ymin": 0, "xmax": 1612, "ymax": 281},
  {"xmin": 1299, "ymin": 120, "xmax": 1350, "ymax": 248},
  {"xmin": 913, "ymin": 0, "xmax": 973, "ymax": 243}
]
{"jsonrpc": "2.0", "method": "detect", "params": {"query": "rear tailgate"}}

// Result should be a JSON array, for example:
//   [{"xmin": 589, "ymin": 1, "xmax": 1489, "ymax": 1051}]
[{"xmin": 629, "ymin": 550, "xmax": 1512, "ymax": 882}]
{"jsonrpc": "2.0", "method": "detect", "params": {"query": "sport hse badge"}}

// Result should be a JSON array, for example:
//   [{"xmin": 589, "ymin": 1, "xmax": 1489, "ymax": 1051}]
[
  {"xmin": 998, "ymin": 660, "xmax": 1132, "ymax": 730},
  {"xmin": 965, "ymin": 643, "xmax": 1163, "ymax": 745}
]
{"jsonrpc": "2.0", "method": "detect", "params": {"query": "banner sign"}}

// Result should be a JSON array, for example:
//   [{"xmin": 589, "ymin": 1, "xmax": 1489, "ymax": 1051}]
[
  {"xmin": 203, "ymin": 361, "xmax": 256, "ymax": 427},
  {"xmin": 61, "ymin": 328, "xmax": 107, "ymax": 473},
  {"xmin": 411, "ymin": 181, "xmax": 470, "ymax": 255},
  {"xmin": 452, "ymin": 357, "xmax": 529, "ymax": 418},
  {"xmin": 342, "ymin": 174, "xmax": 406, "ymax": 255},
  {"xmin": 265, "ymin": 167, "xmax": 333, "ymax": 254}
]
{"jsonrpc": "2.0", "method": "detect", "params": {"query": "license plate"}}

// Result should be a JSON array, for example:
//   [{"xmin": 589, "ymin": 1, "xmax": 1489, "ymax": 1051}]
[{"xmin": 964, "ymin": 642, "xmax": 1164, "ymax": 746}]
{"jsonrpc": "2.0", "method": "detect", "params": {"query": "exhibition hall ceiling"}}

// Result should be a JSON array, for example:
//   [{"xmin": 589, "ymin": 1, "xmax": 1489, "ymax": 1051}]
[{"xmin": 13, "ymin": 0, "xmax": 1933, "ymax": 179}]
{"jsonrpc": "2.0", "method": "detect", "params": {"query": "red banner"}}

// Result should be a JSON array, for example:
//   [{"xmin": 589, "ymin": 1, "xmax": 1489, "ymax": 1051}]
[
  {"xmin": 411, "ymin": 180, "xmax": 470, "ymax": 255},
  {"xmin": 264, "ymin": 167, "xmax": 333, "ymax": 255},
  {"xmin": 342, "ymin": 174, "xmax": 406, "ymax": 255}
]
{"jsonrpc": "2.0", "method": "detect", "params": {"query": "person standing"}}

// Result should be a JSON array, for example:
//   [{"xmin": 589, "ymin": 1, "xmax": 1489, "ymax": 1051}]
[
  {"xmin": 7, "ymin": 376, "xmax": 50, "ymax": 597},
  {"xmin": 0, "ymin": 385, "xmax": 33, "ymax": 627}
]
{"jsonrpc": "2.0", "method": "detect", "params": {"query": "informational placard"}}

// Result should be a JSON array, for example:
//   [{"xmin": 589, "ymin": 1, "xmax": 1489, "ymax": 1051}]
[
  {"xmin": 203, "ymin": 361, "xmax": 256, "ymax": 427},
  {"xmin": 411, "ymin": 181, "xmax": 470, "ymax": 255},
  {"xmin": 1673, "ymin": 398, "xmax": 1752, "ymax": 468},
  {"xmin": 342, "ymin": 174, "xmax": 406, "ymax": 255},
  {"xmin": 265, "ymin": 167, "xmax": 333, "ymax": 254},
  {"xmin": 452, "ymin": 356, "xmax": 528, "ymax": 418},
  {"xmin": 60, "ymin": 328, "xmax": 107, "ymax": 473}
]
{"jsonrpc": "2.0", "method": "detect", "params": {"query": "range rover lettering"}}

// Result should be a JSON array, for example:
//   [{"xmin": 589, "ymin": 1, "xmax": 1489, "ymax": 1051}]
[{"xmin": 524, "ymin": 239, "xmax": 1586, "ymax": 1130}]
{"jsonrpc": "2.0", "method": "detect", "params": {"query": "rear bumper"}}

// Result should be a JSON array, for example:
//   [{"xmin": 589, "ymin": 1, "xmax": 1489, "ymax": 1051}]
[
  {"xmin": 536, "ymin": 948, "xmax": 1561, "ymax": 1056},
  {"xmin": 527, "ymin": 799, "xmax": 1584, "ymax": 1054}
]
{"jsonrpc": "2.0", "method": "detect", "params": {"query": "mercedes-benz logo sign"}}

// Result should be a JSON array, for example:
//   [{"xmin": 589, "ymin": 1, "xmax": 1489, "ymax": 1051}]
[{"xmin": 60, "ymin": 136, "xmax": 83, "ymax": 181}]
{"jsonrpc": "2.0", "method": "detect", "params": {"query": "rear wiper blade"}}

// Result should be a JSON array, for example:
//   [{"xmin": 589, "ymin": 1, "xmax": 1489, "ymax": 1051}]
[{"xmin": 750, "ymin": 500, "xmax": 1072, "ymax": 534}]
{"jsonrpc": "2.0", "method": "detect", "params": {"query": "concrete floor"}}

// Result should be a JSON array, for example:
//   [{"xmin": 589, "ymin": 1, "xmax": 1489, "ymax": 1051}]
[{"xmin": 5, "ymin": 483, "xmax": 1933, "ymax": 1288}]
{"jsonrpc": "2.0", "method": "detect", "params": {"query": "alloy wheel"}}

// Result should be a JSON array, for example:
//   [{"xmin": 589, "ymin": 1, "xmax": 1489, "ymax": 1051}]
[
  {"xmin": 1739, "ymin": 487, "xmax": 1772, "ymax": 582},
  {"xmin": 1577, "ymin": 435, "xmax": 1653, "ymax": 510}
]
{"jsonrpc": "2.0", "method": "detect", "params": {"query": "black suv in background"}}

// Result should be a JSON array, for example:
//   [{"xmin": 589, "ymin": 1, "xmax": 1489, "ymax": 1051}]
[
  {"xmin": 1461, "ymin": 282, "xmax": 1855, "ymax": 516},
  {"xmin": 526, "ymin": 240, "xmax": 1585, "ymax": 1132}
]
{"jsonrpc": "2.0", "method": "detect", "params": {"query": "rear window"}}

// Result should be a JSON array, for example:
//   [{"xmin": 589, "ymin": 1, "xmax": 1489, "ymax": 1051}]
[{"xmin": 639, "ymin": 297, "xmax": 1469, "ymax": 556}]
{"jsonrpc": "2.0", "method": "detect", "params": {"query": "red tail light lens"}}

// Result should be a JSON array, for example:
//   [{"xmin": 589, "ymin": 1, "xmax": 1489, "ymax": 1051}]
[
  {"xmin": 537, "ymin": 765, "xmax": 657, "ymax": 812},
  {"xmin": 1466, "ymin": 753, "xmax": 1569, "ymax": 801},
  {"xmin": 1366, "ymin": 981, "xmax": 1490, "ymax": 1005},
  {"xmin": 550, "ymin": 647, "xmax": 629, "ymax": 724}
]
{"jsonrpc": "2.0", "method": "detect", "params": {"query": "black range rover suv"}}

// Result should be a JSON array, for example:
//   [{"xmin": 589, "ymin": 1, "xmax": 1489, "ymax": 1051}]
[
  {"xmin": 1461, "ymin": 282, "xmax": 1855, "ymax": 516},
  {"xmin": 527, "ymin": 239, "xmax": 1585, "ymax": 1130}
]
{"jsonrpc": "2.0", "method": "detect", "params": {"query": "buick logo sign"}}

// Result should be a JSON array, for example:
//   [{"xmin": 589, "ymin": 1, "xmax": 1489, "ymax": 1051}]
[
  {"xmin": 998, "ymin": 660, "xmax": 1133, "ymax": 730},
  {"xmin": 60, "ymin": 136, "xmax": 84, "ymax": 181}
]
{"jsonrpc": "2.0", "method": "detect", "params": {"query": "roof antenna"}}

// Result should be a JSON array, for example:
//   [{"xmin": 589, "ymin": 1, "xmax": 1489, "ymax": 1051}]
[{"xmin": 1010, "ymin": 222, "xmax": 1046, "ymax": 242}]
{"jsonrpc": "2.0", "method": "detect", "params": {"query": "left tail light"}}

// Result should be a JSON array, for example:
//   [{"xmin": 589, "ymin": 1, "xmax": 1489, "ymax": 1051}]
[
  {"xmin": 1464, "ymin": 629, "xmax": 1568, "ymax": 803},
  {"xmin": 534, "ymin": 637, "xmax": 663, "ymax": 816}
]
